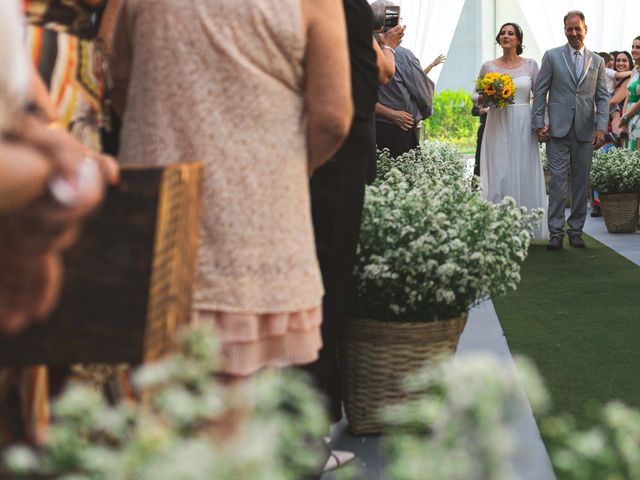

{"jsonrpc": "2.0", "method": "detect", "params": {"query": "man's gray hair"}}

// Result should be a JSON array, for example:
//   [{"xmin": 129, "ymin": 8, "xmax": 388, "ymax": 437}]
[
  {"xmin": 371, "ymin": 0, "xmax": 396, "ymax": 30},
  {"xmin": 563, "ymin": 10, "xmax": 585, "ymax": 27}
]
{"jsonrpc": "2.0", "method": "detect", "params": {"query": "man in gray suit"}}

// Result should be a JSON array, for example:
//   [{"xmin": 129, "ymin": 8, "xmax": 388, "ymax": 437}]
[{"xmin": 532, "ymin": 10, "xmax": 608, "ymax": 251}]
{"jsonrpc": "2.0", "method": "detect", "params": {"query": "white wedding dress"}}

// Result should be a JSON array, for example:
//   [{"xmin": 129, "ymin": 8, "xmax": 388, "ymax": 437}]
[{"xmin": 475, "ymin": 58, "xmax": 549, "ymax": 241}]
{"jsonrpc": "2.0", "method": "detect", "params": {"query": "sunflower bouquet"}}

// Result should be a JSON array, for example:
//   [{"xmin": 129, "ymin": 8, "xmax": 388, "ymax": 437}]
[{"xmin": 475, "ymin": 72, "xmax": 516, "ymax": 109}]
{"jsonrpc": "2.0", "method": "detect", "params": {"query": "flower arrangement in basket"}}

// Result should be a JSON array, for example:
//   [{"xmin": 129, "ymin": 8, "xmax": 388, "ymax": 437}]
[
  {"xmin": 350, "ymin": 146, "xmax": 540, "ymax": 323},
  {"xmin": 341, "ymin": 143, "xmax": 541, "ymax": 435},
  {"xmin": 475, "ymin": 72, "xmax": 516, "ymax": 109},
  {"xmin": 590, "ymin": 148, "xmax": 640, "ymax": 233}
]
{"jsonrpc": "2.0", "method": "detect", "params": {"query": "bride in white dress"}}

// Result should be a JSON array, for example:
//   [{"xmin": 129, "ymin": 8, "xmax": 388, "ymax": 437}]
[{"xmin": 473, "ymin": 22, "xmax": 549, "ymax": 241}]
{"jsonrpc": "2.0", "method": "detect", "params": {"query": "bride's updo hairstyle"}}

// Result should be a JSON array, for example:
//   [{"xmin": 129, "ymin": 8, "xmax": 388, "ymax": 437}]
[{"xmin": 496, "ymin": 22, "xmax": 524, "ymax": 56}]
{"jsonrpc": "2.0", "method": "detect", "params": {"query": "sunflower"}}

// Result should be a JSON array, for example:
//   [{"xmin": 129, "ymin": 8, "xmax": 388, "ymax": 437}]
[
  {"xmin": 501, "ymin": 88, "xmax": 512, "ymax": 99},
  {"xmin": 484, "ymin": 84, "xmax": 497, "ymax": 95}
]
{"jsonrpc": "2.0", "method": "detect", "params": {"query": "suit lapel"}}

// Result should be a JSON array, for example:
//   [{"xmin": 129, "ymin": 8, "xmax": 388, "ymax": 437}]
[
  {"xmin": 577, "ymin": 48, "xmax": 593, "ymax": 87},
  {"xmin": 561, "ymin": 44, "xmax": 578, "ymax": 84}
]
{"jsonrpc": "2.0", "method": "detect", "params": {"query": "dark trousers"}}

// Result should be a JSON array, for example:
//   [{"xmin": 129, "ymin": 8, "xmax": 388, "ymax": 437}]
[
  {"xmin": 375, "ymin": 120, "xmax": 418, "ymax": 158},
  {"xmin": 303, "ymin": 118, "xmax": 373, "ymax": 421},
  {"xmin": 474, "ymin": 123, "xmax": 485, "ymax": 176}
]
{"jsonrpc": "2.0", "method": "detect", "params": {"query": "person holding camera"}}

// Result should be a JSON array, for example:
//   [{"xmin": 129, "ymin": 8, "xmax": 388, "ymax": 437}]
[{"xmin": 371, "ymin": 0, "xmax": 436, "ymax": 158}]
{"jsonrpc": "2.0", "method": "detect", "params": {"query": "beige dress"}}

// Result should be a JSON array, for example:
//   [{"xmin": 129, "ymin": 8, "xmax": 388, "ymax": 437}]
[{"xmin": 112, "ymin": 0, "xmax": 323, "ymax": 376}]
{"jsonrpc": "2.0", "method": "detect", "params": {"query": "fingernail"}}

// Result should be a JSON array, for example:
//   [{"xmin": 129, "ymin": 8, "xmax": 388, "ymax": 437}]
[{"xmin": 48, "ymin": 175, "xmax": 80, "ymax": 208}]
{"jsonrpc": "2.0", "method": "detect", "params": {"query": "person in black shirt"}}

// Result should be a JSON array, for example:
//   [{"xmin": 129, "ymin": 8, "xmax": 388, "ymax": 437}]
[{"xmin": 303, "ymin": 0, "xmax": 401, "ymax": 473}]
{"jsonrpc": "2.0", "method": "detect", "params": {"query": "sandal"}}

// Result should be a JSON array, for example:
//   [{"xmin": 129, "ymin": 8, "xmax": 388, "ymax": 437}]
[{"xmin": 323, "ymin": 450, "xmax": 355, "ymax": 473}]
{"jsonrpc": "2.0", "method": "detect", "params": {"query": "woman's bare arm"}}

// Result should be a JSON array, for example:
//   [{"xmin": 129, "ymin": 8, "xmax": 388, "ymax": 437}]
[
  {"xmin": 301, "ymin": 0, "xmax": 353, "ymax": 173},
  {"xmin": 610, "ymin": 78, "xmax": 630, "ymax": 107}
]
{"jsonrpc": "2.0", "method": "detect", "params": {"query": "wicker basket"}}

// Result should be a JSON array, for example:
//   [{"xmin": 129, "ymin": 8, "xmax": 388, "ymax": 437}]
[
  {"xmin": 600, "ymin": 192, "xmax": 639, "ymax": 233},
  {"xmin": 341, "ymin": 314, "xmax": 467, "ymax": 435}
]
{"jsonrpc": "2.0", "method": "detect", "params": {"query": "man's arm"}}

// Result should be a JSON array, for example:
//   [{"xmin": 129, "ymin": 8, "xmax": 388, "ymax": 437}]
[
  {"xmin": 401, "ymin": 51, "xmax": 434, "ymax": 119},
  {"xmin": 594, "ymin": 59, "xmax": 610, "ymax": 134},
  {"xmin": 375, "ymin": 103, "xmax": 413, "ymax": 131},
  {"xmin": 532, "ymin": 51, "xmax": 552, "ymax": 132}
]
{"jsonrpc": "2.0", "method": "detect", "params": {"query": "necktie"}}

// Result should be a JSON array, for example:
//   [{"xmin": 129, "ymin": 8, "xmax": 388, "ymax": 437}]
[{"xmin": 574, "ymin": 51, "xmax": 583, "ymax": 80}]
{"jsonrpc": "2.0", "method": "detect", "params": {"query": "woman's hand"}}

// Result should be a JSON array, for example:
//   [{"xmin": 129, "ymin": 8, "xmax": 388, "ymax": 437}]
[
  {"xmin": 18, "ymin": 117, "xmax": 119, "ymax": 188},
  {"xmin": 430, "ymin": 54, "xmax": 446, "ymax": 68},
  {"xmin": 0, "ymin": 118, "xmax": 119, "ymax": 333},
  {"xmin": 619, "ymin": 114, "xmax": 629, "ymax": 127}
]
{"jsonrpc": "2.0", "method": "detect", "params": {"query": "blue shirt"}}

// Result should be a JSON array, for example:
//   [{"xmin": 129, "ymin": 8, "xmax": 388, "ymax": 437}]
[{"xmin": 377, "ymin": 46, "xmax": 434, "ymax": 124}]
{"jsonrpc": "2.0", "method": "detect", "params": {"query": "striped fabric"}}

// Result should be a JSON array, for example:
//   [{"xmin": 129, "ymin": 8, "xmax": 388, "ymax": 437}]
[{"xmin": 26, "ymin": 24, "xmax": 107, "ymax": 149}]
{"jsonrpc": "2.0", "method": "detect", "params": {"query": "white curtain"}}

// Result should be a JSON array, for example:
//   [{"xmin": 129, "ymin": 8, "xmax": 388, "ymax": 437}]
[
  {"xmin": 369, "ymin": 0, "xmax": 466, "ymax": 84},
  {"xmin": 515, "ymin": 0, "xmax": 639, "ymax": 53}
]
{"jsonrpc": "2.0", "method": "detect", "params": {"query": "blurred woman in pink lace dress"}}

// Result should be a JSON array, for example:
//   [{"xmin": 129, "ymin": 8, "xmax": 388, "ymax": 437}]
[{"xmin": 111, "ymin": 0, "xmax": 352, "ymax": 377}]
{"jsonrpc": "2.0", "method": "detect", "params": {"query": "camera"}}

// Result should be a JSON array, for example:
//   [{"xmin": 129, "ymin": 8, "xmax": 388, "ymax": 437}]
[{"xmin": 383, "ymin": 6, "xmax": 400, "ymax": 32}]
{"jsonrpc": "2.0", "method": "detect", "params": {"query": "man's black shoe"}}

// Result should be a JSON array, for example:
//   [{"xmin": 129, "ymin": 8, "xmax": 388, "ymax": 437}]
[
  {"xmin": 568, "ymin": 234, "xmax": 586, "ymax": 248},
  {"xmin": 590, "ymin": 206, "xmax": 602, "ymax": 217},
  {"xmin": 546, "ymin": 236, "xmax": 563, "ymax": 251}
]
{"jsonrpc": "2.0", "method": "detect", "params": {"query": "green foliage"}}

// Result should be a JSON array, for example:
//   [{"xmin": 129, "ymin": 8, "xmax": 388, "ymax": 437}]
[
  {"xmin": 2, "ymin": 324, "xmax": 330, "ymax": 480},
  {"xmin": 422, "ymin": 89, "xmax": 479, "ymax": 149},
  {"xmin": 590, "ymin": 148, "xmax": 640, "ymax": 194}
]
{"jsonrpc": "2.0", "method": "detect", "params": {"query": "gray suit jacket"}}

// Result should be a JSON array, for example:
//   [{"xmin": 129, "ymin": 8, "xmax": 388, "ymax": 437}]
[{"xmin": 532, "ymin": 44, "xmax": 609, "ymax": 142}]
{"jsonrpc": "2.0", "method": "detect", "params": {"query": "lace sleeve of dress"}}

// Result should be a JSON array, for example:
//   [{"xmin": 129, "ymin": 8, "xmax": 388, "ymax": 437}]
[
  {"xmin": 472, "ymin": 61, "xmax": 489, "ymax": 107},
  {"xmin": 529, "ymin": 58, "xmax": 540, "ymax": 103}
]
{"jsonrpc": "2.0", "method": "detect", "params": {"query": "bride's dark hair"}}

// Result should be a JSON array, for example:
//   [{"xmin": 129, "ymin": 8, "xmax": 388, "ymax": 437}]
[{"xmin": 496, "ymin": 22, "xmax": 524, "ymax": 55}]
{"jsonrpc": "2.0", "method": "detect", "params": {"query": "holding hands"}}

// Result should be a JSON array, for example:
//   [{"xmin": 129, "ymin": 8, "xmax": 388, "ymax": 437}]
[{"xmin": 535, "ymin": 126, "xmax": 550, "ymax": 143}]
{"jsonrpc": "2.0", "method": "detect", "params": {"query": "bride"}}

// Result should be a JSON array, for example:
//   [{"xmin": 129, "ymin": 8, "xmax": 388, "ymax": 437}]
[{"xmin": 473, "ymin": 22, "xmax": 548, "ymax": 241}]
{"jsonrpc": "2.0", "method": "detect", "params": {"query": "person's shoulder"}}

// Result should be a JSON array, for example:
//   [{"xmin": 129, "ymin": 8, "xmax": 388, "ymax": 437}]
[
  {"xmin": 546, "ymin": 46, "xmax": 566, "ymax": 55},
  {"xmin": 523, "ymin": 57, "xmax": 538, "ymax": 66},
  {"xmin": 395, "ymin": 46, "xmax": 415, "ymax": 59}
]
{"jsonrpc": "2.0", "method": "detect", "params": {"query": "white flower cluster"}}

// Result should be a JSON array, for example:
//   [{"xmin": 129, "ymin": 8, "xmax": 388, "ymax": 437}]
[
  {"xmin": 590, "ymin": 148, "xmax": 640, "ymax": 194},
  {"xmin": 350, "ymin": 142, "xmax": 541, "ymax": 322},
  {"xmin": 2, "ymin": 324, "xmax": 329, "ymax": 480},
  {"xmin": 383, "ymin": 354, "xmax": 640, "ymax": 480},
  {"xmin": 382, "ymin": 354, "xmax": 549, "ymax": 480}
]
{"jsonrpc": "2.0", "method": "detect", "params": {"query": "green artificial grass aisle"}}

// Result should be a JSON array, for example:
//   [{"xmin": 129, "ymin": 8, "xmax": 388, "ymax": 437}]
[{"xmin": 493, "ymin": 234, "xmax": 640, "ymax": 426}]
